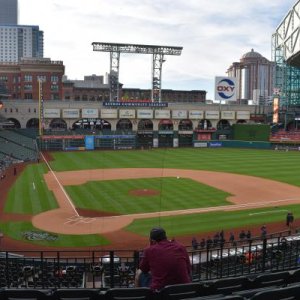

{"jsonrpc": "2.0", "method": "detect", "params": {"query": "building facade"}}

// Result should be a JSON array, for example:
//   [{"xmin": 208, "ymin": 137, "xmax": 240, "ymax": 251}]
[
  {"xmin": 0, "ymin": 58, "xmax": 65, "ymax": 100},
  {"xmin": 0, "ymin": 25, "xmax": 44, "ymax": 63},
  {"xmin": 227, "ymin": 49, "xmax": 275, "ymax": 105},
  {"xmin": 0, "ymin": 0, "xmax": 18, "ymax": 25}
]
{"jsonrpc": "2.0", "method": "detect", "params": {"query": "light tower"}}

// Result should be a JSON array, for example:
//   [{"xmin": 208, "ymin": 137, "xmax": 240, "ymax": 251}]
[{"xmin": 92, "ymin": 42, "xmax": 183, "ymax": 102}]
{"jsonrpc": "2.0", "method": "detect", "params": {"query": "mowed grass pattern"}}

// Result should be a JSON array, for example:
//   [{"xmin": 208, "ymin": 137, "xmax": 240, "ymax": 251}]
[{"xmin": 64, "ymin": 177, "xmax": 231, "ymax": 214}]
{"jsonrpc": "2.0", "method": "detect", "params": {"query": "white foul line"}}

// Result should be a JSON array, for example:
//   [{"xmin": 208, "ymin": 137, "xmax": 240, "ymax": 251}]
[
  {"xmin": 32, "ymin": 182, "xmax": 36, "ymax": 190},
  {"xmin": 41, "ymin": 152, "xmax": 79, "ymax": 216},
  {"xmin": 249, "ymin": 209, "xmax": 288, "ymax": 216}
]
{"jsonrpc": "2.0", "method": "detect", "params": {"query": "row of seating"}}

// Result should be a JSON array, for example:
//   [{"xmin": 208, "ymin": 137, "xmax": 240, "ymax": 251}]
[
  {"xmin": 1, "ymin": 269, "xmax": 300, "ymax": 299},
  {"xmin": 0, "ymin": 129, "xmax": 37, "ymax": 150}
]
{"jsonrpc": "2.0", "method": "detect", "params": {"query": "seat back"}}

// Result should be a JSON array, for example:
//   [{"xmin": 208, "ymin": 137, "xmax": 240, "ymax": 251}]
[
  {"xmin": 0, "ymin": 289, "xmax": 50, "ymax": 300},
  {"xmin": 104, "ymin": 287, "xmax": 153, "ymax": 300},
  {"xmin": 52, "ymin": 288, "xmax": 101, "ymax": 300},
  {"xmin": 250, "ymin": 284, "xmax": 300, "ymax": 300},
  {"xmin": 159, "ymin": 283, "xmax": 203, "ymax": 299},
  {"xmin": 211, "ymin": 276, "xmax": 250, "ymax": 295},
  {"xmin": 251, "ymin": 271, "xmax": 289, "ymax": 288}
]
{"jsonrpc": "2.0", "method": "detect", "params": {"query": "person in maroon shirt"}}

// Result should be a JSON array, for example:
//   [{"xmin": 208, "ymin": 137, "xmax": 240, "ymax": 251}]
[{"xmin": 138, "ymin": 227, "xmax": 191, "ymax": 291}]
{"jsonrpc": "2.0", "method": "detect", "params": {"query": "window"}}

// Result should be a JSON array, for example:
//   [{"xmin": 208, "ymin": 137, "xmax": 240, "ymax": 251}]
[
  {"xmin": 24, "ymin": 84, "xmax": 32, "ymax": 91},
  {"xmin": 51, "ymin": 75, "xmax": 59, "ymax": 82},
  {"xmin": 24, "ymin": 93, "xmax": 33, "ymax": 99},
  {"xmin": 51, "ymin": 85, "xmax": 58, "ymax": 91},
  {"xmin": 24, "ymin": 75, "xmax": 32, "ymax": 82},
  {"xmin": 37, "ymin": 75, "xmax": 46, "ymax": 82}
]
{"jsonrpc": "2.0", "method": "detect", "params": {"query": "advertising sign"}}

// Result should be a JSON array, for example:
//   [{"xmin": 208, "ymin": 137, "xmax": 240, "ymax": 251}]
[
  {"xmin": 221, "ymin": 111, "xmax": 235, "ymax": 120},
  {"xmin": 119, "ymin": 109, "xmax": 135, "ymax": 119},
  {"xmin": 137, "ymin": 109, "xmax": 153, "ymax": 119},
  {"xmin": 62, "ymin": 109, "xmax": 80, "ymax": 119},
  {"xmin": 100, "ymin": 109, "xmax": 118, "ymax": 119},
  {"xmin": 189, "ymin": 110, "xmax": 204, "ymax": 119},
  {"xmin": 82, "ymin": 108, "xmax": 98, "ymax": 118},
  {"xmin": 205, "ymin": 111, "xmax": 219, "ymax": 119},
  {"xmin": 44, "ymin": 109, "xmax": 60, "ymax": 118},
  {"xmin": 155, "ymin": 110, "xmax": 171, "ymax": 119},
  {"xmin": 236, "ymin": 111, "xmax": 250, "ymax": 120},
  {"xmin": 172, "ymin": 110, "xmax": 187, "ymax": 119},
  {"xmin": 215, "ymin": 76, "xmax": 237, "ymax": 101},
  {"xmin": 85, "ymin": 136, "xmax": 95, "ymax": 150}
]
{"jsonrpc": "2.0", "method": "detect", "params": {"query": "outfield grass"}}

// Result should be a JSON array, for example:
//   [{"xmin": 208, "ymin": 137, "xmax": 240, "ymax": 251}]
[
  {"xmin": 4, "ymin": 148, "xmax": 300, "ymax": 247},
  {"xmin": 65, "ymin": 177, "xmax": 231, "ymax": 214}
]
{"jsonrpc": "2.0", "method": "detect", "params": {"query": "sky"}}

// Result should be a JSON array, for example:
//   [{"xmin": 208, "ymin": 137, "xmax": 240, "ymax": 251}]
[{"xmin": 19, "ymin": 0, "xmax": 296, "ymax": 100}]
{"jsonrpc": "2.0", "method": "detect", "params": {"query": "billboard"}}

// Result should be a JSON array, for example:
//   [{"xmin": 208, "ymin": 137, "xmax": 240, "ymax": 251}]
[
  {"xmin": 215, "ymin": 76, "xmax": 237, "ymax": 101},
  {"xmin": 221, "ymin": 111, "xmax": 235, "ymax": 120},
  {"xmin": 205, "ymin": 111, "xmax": 219, "ymax": 119},
  {"xmin": 137, "ymin": 109, "xmax": 153, "ymax": 119},
  {"xmin": 236, "ymin": 111, "xmax": 250, "ymax": 120},
  {"xmin": 62, "ymin": 109, "xmax": 80, "ymax": 119},
  {"xmin": 82, "ymin": 108, "xmax": 98, "ymax": 118},
  {"xmin": 189, "ymin": 110, "xmax": 204, "ymax": 119},
  {"xmin": 172, "ymin": 110, "xmax": 187, "ymax": 119},
  {"xmin": 85, "ymin": 136, "xmax": 95, "ymax": 150},
  {"xmin": 44, "ymin": 109, "xmax": 60, "ymax": 118},
  {"xmin": 100, "ymin": 109, "xmax": 118, "ymax": 119},
  {"xmin": 119, "ymin": 109, "xmax": 135, "ymax": 119},
  {"xmin": 155, "ymin": 110, "xmax": 171, "ymax": 119}
]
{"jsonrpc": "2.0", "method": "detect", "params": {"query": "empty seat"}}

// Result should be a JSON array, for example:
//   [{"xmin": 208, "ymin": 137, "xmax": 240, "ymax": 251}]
[
  {"xmin": 52, "ymin": 288, "xmax": 101, "ymax": 300},
  {"xmin": 209, "ymin": 276, "xmax": 250, "ymax": 295},
  {"xmin": 0, "ymin": 289, "xmax": 50, "ymax": 300},
  {"xmin": 250, "ymin": 284, "xmax": 300, "ymax": 300},
  {"xmin": 159, "ymin": 282, "xmax": 204, "ymax": 299},
  {"xmin": 104, "ymin": 287, "xmax": 153, "ymax": 300},
  {"xmin": 250, "ymin": 271, "xmax": 290, "ymax": 288}
]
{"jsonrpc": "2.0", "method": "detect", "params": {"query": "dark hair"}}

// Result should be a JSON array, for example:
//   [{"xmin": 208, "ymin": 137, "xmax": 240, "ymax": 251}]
[{"xmin": 150, "ymin": 227, "xmax": 167, "ymax": 242}]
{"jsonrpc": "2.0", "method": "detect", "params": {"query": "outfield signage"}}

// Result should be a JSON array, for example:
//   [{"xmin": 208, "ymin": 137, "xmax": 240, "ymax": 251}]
[
  {"xmin": 194, "ymin": 142, "xmax": 208, "ymax": 148},
  {"xmin": 44, "ymin": 108, "xmax": 60, "ymax": 118},
  {"xmin": 137, "ymin": 109, "xmax": 153, "ymax": 119},
  {"xmin": 189, "ymin": 110, "xmax": 204, "ymax": 119},
  {"xmin": 119, "ymin": 109, "xmax": 135, "ymax": 119},
  {"xmin": 236, "ymin": 111, "xmax": 250, "ymax": 120},
  {"xmin": 41, "ymin": 135, "xmax": 84, "ymax": 140},
  {"xmin": 103, "ymin": 101, "xmax": 168, "ymax": 107},
  {"xmin": 155, "ymin": 110, "xmax": 171, "ymax": 119},
  {"xmin": 62, "ymin": 109, "xmax": 80, "ymax": 119},
  {"xmin": 205, "ymin": 111, "xmax": 219, "ymax": 119},
  {"xmin": 85, "ymin": 136, "xmax": 95, "ymax": 150},
  {"xmin": 172, "ymin": 110, "xmax": 187, "ymax": 119},
  {"xmin": 215, "ymin": 76, "xmax": 237, "ymax": 101},
  {"xmin": 209, "ymin": 142, "xmax": 222, "ymax": 147},
  {"xmin": 82, "ymin": 108, "xmax": 98, "ymax": 118},
  {"xmin": 100, "ymin": 109, "xmax": 118, "ymax": 119},
  {"xmin": 221, "ymin": 111, "xmax": 235, "ymax": 120}
]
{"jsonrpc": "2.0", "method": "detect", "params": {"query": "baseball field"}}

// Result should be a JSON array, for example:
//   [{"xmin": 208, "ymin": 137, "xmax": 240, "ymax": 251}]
[{"xmin": 2, "ymin": 147, "xmax": 300, "ymax": 250}]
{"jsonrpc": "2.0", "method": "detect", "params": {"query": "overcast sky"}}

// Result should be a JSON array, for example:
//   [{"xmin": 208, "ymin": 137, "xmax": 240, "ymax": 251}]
[{"xmin": 19, "ymin": 0, "xmax": 296, "ymax": 100}]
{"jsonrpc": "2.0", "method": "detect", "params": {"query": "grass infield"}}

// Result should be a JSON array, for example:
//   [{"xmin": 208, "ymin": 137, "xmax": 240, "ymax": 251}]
[{"xmin": 3, "ymin": 148, "xmax": 300, "ymax": 246}]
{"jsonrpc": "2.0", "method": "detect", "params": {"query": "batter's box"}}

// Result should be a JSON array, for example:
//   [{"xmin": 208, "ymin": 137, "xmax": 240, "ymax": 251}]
[{"xmin": 64, "ymin": 216, "xmax": 96, "ymax": 225}]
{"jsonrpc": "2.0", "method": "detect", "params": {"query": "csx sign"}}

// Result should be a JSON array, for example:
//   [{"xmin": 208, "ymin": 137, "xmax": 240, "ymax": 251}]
[{"xmin": 215, "ymin": 76, "xmax": 237, "ymax": 101}]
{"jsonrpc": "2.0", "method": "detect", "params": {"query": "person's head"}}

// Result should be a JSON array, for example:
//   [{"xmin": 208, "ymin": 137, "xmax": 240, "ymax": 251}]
[{"xmin": 149, "ymin": 227, "xmax": 167, "ymax": 244}]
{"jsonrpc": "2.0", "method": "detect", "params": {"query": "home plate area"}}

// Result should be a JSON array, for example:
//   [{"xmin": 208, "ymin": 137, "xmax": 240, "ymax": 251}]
[{"xmin": 64, "ymin": 215, "xmax": 96, "ymax": 225}]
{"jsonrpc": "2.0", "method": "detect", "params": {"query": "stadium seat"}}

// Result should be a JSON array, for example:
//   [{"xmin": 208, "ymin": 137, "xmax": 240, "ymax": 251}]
[
  {"xmin": 208, "ymin": 276, "xmax": 251, "ymax": 295},
  {"xmin": 0, "ymin": 289, "xmax": 50, "ymax": 300},
  {"xmin": 249, "ymin": 271, "xmax": 290, "ymax": 288},
  {"xmin": 250, "ymin": 283, "xmax": 300, "ymax": 299},
  {"xmin": 52, "ymin": 288, "xmax": 102, "ymax": 300},
  {"xmin": 104, "ymin": 287, "xmax": 153, "ymax": 300},
  {"xmin": 158, "ymin": 282, "xmax": 205, "ymax": 299}
]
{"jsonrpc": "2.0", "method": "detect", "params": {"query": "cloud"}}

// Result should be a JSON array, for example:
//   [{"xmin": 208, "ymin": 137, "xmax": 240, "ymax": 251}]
[{"xmin": 18, "ymin": 0, "xmax": 296, "ymax": 99}]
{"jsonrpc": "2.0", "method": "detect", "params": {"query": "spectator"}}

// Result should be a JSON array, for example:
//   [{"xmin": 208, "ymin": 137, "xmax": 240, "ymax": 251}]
[
  {"xmin": 199, "ymin": 238, "xmax": 206, "ymax": 249},
  {"xmin": 286, "ymin": 212, "xmax": 294, "ymax": 229},
  {"xmin": 191, "ymin": 237, "xmax": 198, "ymax": 250},
  {"xmin": 213, "ymin": 232, "xmax": 220, "ymax": 247},
  {"xmin": 229, "ymin": 232, "xmax": 235, "ymax": 245},
  {"xmin": 239, "ymin": 230, "xmax": 246, "ymax": 241},
  {"xmin": 261, "ymin": 225, "xmax": 267, "ymax": 239},
  {"xmin": 246, "ymin": 230, "xmax": 252, "ymax": 242},
  {"xmin": 138, "ymin": 227, "xmax": 191, "ymax": 291},
  {"xmin": 206, "ymin": 236, "xmax": 213, "ymax": 249}
]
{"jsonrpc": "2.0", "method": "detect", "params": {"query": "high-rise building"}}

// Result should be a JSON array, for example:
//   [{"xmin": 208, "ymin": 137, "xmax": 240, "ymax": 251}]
[
  {"xmin": 227, "ymin": 49, "xmax": 275, "ymax": 105},
  {"xmin": 0, "ymin": 0, "xmax": 18, "ymax": 25},
  {"xmin": 0, "ymin": 25, "xmax": 44, "ymax": 62}
]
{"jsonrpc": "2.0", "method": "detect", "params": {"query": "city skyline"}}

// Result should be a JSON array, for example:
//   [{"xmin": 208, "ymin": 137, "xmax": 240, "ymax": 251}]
[{"xmin": 19, "ymin": 0, "xmax": 296, "ymax": 100}]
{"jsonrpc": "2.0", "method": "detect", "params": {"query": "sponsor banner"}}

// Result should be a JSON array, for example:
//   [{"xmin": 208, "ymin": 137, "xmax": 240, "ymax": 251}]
[
  {"xmin": 85, "ymin": 136, "xmax": 95, "ymax": 150},
  {"xmin": 236, "ymin": 111, "xmax": 250, "ymax": 120},
  {"xmin": 172, "ymin": 110, "xmax": 187, "ymax": 119},
  {"xmin": 189, "ymin": 110, "xmax": 204, "ymax": 119},
  {"xmin": 62, "ymin": 109, "xmax": 80, "ymax": 119},
  {"xmin": 215, "ymin": 76, "xmax": 237, "ymax": 101},
  {"xmin": 158, "ymin": 130, "xmax": 173, "ymax": 134},
  {"xmin": 100, "ymin": 109, "xmax": 118, "ymax": 119},
  {"xmin": 103, "ymin": 101, "xmax": 168, "ymax": 107},
  {"xmin": 44, "ymin": 108, "xmax": 60, "ymax": 118},
  {"xmin": 82, "ymin": 108, "xmax": 99, "ymax": 118},
  {"xmin": 205, "ymin": 111, "xmax": 219, "ymax": 119},
  {"xmin": 173, "ymin": 138, "xmax": 179, "ymax": 148},
  {"xmin": 95, "ymin": 135, "xmax": 135, "ymax": 139},
  {"xmin": 194, "ymin": 142, "xmax": 208, "ymax": 148},
  {"xmin": 273, "ymin": 97, "xmax": 279, "ymax": 123},
  {"xmin": 155, "ymin": 110, "xmax": 171, "ymax": 119},
  {"xmin": 153, "ymin": 138, "xmax": 158, "ymax": 148},
  {"xmin": 178, "ymin": 131, "xmax": 193, "ymax": 135},
  {"xmin": 209, "ymin": 142, "xmax": 222, "ymax": 147},
  {"xmin": 41, "ymin": 135, "xmax": 84, "ymax": 140},
  {"xmin": 137, "ymin": 109, "xmax": 153, "ymax": 119},
  {"xmin": 221, "ymin": 111, "xmax": 235, "ymax": 120},
  {"xmin": 119, "ymin": 109, "xmax": 136, "ymax": 119}
]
